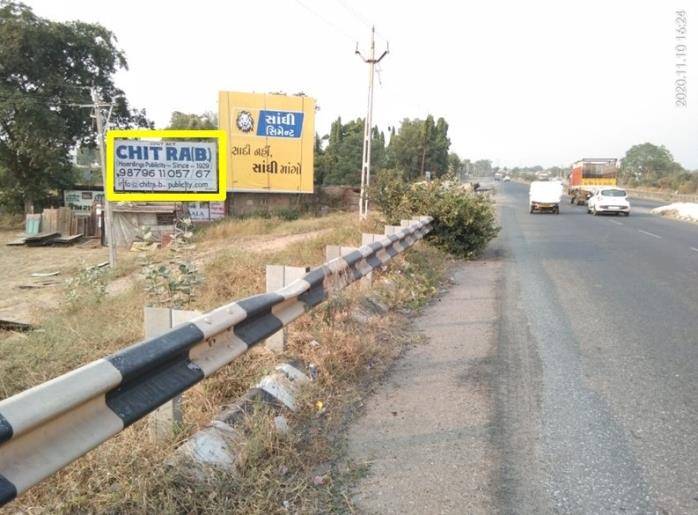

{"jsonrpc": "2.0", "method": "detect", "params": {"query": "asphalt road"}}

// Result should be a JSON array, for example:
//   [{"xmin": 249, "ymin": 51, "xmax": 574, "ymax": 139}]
[{"xmin": 494, "ymin": 182, "xmax": 698, "ymax": 514}]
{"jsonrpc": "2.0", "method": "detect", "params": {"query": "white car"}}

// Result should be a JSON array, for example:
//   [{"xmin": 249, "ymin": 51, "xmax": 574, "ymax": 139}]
[
  {"xmin": 503, "ymin": 175, "xmax": 511, "ymax": 182},
  {"xmin": 587, "ymin": 188, "xmax": 631, "ymax": 216}
]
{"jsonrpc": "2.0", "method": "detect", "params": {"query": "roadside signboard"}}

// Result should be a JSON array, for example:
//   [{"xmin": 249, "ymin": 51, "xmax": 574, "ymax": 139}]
[
  {"xmin": 64, "ymin": 190, "xmax": 104, "ymax": 211},
  {"xmin": 218, "ymin": 91, "xmax": 315, "ymax": 193},
  {"xmin": 105, "ymin": 130, "xmax": 227, "ymax": 201},
  {"xmin": 187, "ymin": 201, "xmax": 226, "ymax": 222}
]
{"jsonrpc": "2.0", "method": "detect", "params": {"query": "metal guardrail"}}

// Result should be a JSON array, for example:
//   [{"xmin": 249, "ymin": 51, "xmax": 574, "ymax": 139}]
[
  {"xmin": 0, "ymin": 217, "xmax": 432, "ymax": 507},
  {"xmin": 623, "ymin": 188, "xmax": 698, "ymax": 204}
]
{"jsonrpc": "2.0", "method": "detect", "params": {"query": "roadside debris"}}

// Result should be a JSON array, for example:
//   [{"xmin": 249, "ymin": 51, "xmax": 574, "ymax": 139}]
[
  {"xmin": 308, "ymin": 363, "xmax": 319, "ymax": 381},
  {"xmin": 30, "ymin": 271, "xmax": 60, "ymax": 277},
  {"xmin": 6, "ymin": 232, "xmax": 84, "ymax": 247},
  {"xmin": 274, "ymin": 415, "xmax": 290, "ymax": 434},
  {"xmin": 0, "ymin": 319, "xmax": 34, "ymax": 332},
  {"xmin": 651, "ymin": 202, "xmax": 698, "ymax": 223},
  {"xmin": 17, "ymin": 281, "xmax": 59, "ymax": 289}
]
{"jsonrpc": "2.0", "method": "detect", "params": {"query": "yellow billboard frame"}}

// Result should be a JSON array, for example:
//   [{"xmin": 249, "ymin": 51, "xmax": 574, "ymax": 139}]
[
  {"xmin": 105, "ymin": 129, "xmax": 227, "ymax": 201},
  {"xmin": 219, "ymin": 92, "xmax": 315, "ymax": 193}
]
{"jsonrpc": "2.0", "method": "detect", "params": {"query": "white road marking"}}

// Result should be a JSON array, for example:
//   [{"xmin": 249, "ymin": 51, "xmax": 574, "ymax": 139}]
[
  {"xmin": 690, "ymin": 247, "xmax": 698, "ymax": 253},
  {"xmin": 638, "ymin": 229, "xmax": 662, "ymax": 239},
  {"xmin": 608, "ymin": 219, "xmax": 623, "ymax": 225}
]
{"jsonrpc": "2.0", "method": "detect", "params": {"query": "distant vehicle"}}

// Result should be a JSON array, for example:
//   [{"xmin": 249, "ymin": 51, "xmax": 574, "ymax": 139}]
[
  {"xmin": 567, "ymin": 158, "xmax": 618, "ymax": 205},
  {"xmin": 494, "ymin": 172, "xmax": 503, "ymax": 181},
  {"xmin": 529, "ymin": 180, "xmax": 562, "ymax": 214},
  {"xmin": 503, "ymin": 175, "xmax": 511, "ymax": 182},
  {"xmin": 587, "ymin": 187, "xmax": 630, "ymax": 216}
]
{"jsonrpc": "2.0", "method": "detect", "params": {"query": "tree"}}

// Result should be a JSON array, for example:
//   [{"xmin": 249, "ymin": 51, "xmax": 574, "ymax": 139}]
[
  {"xmin": 0, "ymin": 1, "xmax": 150, "ymax": 212},
  {"xmin": 313, "ymin": 133, "xmax": 328, "ymax": 186},
  {"xmin": 386, "ymin": 118, "xmax": 424, "ymax": 179},
  {"xmin": 385, "ymin": 116, "xmax": 452, "ymax": 180},
  {"xmin": 621, "ymin": 143, "xmax": 682, "ymax": 182},
  {"xmin": 431, "ymin": 117, "xmax": 450, "ymax": 176},
  {"xmin": 448, "ymin": 152, "xmax": 462, "ymax": 175},
  {"xmin": 472, "ymin": 159, "xmax": 493, "ymax": 176},
  {"xmin": 319, "ymin": 117, "xmax": 386, "ymax": 186},
  {"xmin": 166, "ymin": 111, "xmax": 217, "ymax": 130}
]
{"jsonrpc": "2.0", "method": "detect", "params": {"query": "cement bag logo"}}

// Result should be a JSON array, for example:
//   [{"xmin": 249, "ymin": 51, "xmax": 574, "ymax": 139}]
[
  {"xmin": 236, "ymin": 111, "xmax": 255, "ymax": 133},
  {"xmin": 257, "ymin": 110, "xmax": 304, "ymax": 138}
]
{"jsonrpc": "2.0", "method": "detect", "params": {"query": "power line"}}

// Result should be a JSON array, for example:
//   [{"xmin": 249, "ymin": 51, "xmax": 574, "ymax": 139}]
[
  {"xmin": 335, "ymin": 0, "xmax": 371, "ymax": 27},
  {"xmin": 333, "ymin": 0, "xmax": 387, "ymax": 42},
  {"xmin": 293, "ymin": 0, "xmax": 358, "ymax": 43}
]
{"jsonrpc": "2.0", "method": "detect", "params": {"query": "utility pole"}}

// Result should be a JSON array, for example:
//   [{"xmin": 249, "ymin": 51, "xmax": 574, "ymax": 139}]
[
  {"xmin": 356, "ymin": 26, "xmax": 388, "ymax": 219},
  {"xmin": 91, "ymin": 87, "xmax": 117, "ymax": 267}
]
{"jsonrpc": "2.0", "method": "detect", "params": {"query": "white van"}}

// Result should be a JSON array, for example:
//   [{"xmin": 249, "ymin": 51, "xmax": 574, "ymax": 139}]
[{"xmin": 529, "ymin": 181, "xmax": 563, "ymax": 214}]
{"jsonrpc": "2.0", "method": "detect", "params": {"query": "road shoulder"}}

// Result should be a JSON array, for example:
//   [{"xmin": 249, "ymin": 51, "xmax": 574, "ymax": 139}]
[{"xmin": 346, "ymin": 256, "xmax": 501, "ymax": 514}]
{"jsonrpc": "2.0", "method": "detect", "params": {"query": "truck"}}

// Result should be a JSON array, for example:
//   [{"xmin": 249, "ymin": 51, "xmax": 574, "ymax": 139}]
[
  {"xmin": 529, "ymin": 180, "xmax": 563, "ymax": 214},
  {"xmin": 567, "ymin": 158, "xmax": 618, "ymax": 205}
]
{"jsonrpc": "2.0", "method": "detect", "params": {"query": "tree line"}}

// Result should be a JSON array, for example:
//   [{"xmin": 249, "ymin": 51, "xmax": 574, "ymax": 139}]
[
  {"xmin": 315, "ymin": 115, "xmax": 462, "ymax": 186},
  {"xmin": 509, "ymin": 143, "xmax": 697, "ymax": 194},
  {"xmin": 0, "ymin": 1, "xmax": 151, "ymax": 213},
  {"xmin": 0, "ymin": 1, "xmax": 479, "ymax": 213}
]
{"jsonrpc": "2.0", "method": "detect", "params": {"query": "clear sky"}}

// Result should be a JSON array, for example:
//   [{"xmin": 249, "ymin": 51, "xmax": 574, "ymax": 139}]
[{"xmin": 24, "ymin": 0, "xmax": 698, "ymax": 169}]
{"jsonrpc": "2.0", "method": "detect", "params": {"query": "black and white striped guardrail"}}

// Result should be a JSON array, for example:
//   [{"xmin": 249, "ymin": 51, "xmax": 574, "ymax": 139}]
[{"xmin": 0, "ymin": 216, "xmax": 432, "ymax": 506}]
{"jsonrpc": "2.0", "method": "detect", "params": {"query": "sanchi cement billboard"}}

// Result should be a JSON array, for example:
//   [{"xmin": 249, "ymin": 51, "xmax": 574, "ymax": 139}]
[{"xmin": 219, "ymin": 91, "xmax": 315, "ymax": 193}]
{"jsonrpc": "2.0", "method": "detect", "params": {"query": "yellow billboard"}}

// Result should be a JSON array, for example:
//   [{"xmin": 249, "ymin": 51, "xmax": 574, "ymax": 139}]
[{"xmin": 219, "ymin": 91, "xmax": 315, "ymax": 193}]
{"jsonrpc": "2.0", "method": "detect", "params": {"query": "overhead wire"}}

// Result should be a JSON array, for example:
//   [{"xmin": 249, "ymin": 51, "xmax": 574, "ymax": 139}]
[
  {"xmin": 333, "ymin": 0, "xmax": 388, "ymax": 43},
  {"xmin": 293, "ymin": 0, "xmax": 359, "ymax": 43}
]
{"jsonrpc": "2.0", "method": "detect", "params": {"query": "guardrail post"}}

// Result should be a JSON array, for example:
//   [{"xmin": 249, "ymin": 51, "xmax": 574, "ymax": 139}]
[
  {"xmin": 144, "ymin": 306, "xmax": 200, "ymax": 441},
  {"xmin": 265, "ymin": 265, "xmax": 309, "ymax": 352},
  {"xmin": 325, "ymin": 244, "xmax": 356, "ymax": 261},
  {"xmin": 361, "ymin": 233, "xmax": 384, "ymax": 245},
  {"xmin": 327, "ymin": 244, "xmax": 372, "ymax": 288}
]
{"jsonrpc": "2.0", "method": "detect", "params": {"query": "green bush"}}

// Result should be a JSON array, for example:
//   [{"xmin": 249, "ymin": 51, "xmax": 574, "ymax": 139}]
[
  {"xmin": 276, "ymin": 207, "xmax": 301, "ymax": 221},
  {"xmin": 372, "ymin": 170, "xmax": 499, "ymax": 258}
]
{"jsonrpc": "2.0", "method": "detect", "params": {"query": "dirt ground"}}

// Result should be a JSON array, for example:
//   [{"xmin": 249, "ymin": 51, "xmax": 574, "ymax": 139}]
[
  {"xmin": 0, "ymin": 231, "xmax": 108, "ymax": 324},
  {"xmin": 0, "ymin": 227, "xmax": 332, "ymax": 325}
]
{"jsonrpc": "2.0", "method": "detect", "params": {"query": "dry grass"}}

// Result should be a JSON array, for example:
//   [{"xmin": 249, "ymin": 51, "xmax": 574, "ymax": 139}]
[
  {"xmin": 0, "ymin": 213, "xmax": 24, "ymax": 231},
  {"xmin": 1, "ymin": 212, "xmax": 450, "ymax": 514},
  {"xmin": 198, "ymin": 211, "xmax": 360, "ymax": 243}
]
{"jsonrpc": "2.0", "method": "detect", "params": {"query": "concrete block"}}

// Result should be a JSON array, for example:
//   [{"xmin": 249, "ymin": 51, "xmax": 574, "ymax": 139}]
[
  {"xmin": 361, "ymin": 233, "xmax": 385, "ymax": 246},
  {"xmin": 144, "ymin": 306, "xmax": 200, "ymax": 441},
  {"xmin": 265, "ymin": 265, "xmax": 308, "ymax": 353},
  {"xmin": 177, "ymin": 421, "xmax": 239, "ymax": 471}
]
